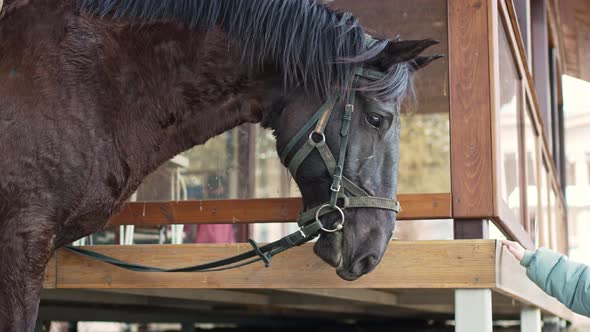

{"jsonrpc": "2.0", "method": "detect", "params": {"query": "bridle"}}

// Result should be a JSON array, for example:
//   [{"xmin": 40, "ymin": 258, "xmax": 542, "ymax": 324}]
[
  {"xmin": 278, "ymin": 66, "xmax": 401, "ymax": 234},
  {"xmin": 64, "ymin": 41, "xmax": 401, "ymax": 272}
]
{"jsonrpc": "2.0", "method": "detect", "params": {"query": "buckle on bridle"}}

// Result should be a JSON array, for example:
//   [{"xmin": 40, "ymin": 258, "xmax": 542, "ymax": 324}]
[{"xmin": 330, "ymin": 183, "xmax": 341, "ymax": 192}]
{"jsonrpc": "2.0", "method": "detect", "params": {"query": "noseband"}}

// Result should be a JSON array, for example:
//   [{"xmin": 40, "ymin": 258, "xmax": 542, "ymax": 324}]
[{"xmin": 279, "ymin": 67, "xmax": 401, "ymax": 233}]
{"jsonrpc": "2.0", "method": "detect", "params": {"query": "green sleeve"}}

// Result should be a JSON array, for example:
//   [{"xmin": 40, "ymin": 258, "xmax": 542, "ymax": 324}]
[{"xmin": 521, "ymin": 248, "xmax": 590, "ymax": 317}]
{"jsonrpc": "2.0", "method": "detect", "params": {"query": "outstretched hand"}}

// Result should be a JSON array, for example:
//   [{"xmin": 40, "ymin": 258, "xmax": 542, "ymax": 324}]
[{"xmin": 500, "ymin": 240, "xmax": 526, "ymax": 262}]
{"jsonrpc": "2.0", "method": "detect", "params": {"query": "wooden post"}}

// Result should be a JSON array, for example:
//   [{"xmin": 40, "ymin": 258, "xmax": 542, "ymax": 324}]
[
  {"xmin": 448, "ymin": 0, "xmax": 495, "ymax": 219},
  {"xmin": 455, "ymin": 289, "xmax": 493, "ymax": 332},
  {"xmin": 454, "ymin": 219, "xmax": 489, "ymax": 239},
  {"xmin": 521, "ymin": 307, "xmax": 542, "ymax": 332}
]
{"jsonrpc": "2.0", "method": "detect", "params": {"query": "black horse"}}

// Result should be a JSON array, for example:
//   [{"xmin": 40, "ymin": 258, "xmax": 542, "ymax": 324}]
[{"xmin": 0, "ymin": 0, "xmax": 439, "ymax": 329}]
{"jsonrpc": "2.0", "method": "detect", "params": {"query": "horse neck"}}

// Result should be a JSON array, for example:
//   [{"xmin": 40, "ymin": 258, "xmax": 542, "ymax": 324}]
[{"xmin": 99, "ymin": 24, "xmax": 283, "ymax": 189}]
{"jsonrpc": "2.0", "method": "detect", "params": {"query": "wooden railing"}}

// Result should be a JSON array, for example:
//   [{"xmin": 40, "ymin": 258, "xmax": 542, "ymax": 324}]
[{"xmin": 107, "ymin": 193, "xmax": 452, "ymax": 227}]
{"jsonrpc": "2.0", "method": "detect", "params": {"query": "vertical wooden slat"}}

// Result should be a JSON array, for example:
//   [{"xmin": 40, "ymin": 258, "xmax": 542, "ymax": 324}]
[
  {"xmin": 531, "ymin": 0, "xmax": 553, "ymax": 150},
  {"xmin": 519, "ymin": 81, "xmax": 529, "ymax": 232},
  {"xmin": 236, "ymin": 124, "xmax": 257, "ymax": 242},
  {"xmin": 448, "ymin": 0, "xmax": 495, "ymax": 218}
]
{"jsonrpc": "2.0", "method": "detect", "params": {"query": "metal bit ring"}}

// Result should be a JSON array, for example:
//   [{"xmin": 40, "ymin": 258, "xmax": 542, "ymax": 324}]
[{"xmin": 315, "ymin": 204, "xmax": 345, "ymax": 233}]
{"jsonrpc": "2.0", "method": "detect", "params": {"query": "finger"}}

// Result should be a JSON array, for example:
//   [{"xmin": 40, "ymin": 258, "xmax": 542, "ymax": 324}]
[
  {"xmin": 500, "ymin": 240, "xmax": 515, "ymax": 250},
  {"xmin": 500, "ymin": 239, "xmax": 516, "ymax": 246}
]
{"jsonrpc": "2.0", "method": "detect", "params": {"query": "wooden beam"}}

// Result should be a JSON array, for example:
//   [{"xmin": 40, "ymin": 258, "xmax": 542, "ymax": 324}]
[
  {"xmin": 448, "ymin": 0, "xmax": 495, "ymax": 218},
  {"xmin": 49, "ymin": 240, "xmax": 495, "ymax": 289},
  {"xmin": 42, "ymin": 289, "xmax": 208, "ymax": 309},
  {"xmin": 106, "ymin": 193, "xmax": 452, "ymax": 227},
  {"xmin": 100, "ymin": 289, "xmax": 270, "ymax": 305},
  {"xmin": 278, "ymin": 289, "xmax": 398, "ymax": 307}
]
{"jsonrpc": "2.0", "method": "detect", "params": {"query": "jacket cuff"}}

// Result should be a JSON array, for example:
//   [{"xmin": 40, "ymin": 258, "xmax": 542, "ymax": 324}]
[{"xmin": 520, "ymin": 250, "xmax": 535, "ymax": 267}]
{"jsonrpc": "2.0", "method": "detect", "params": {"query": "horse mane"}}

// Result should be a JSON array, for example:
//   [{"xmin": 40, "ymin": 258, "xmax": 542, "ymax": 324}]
[{"xmin": 76, "ymin": 0, "xmax": 413, "ymax": 102}]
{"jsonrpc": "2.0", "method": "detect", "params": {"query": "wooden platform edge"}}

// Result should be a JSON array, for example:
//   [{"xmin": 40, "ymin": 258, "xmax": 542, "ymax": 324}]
[
  {"xmin": 106, "ymin": 193, "xmax": 452, "ymax": 227},
  {"xmin": 42, "ymin": 240, "xmax": 589, "ymax": 324},
  {"xmin": 45, "ymin": 240, "xmax": 494, "ymax": 289}
]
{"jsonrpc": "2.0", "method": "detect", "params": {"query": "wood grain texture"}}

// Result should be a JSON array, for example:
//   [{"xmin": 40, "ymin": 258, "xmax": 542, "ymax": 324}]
[
  {"xmin": 49, "ymin": 240, "xmax": 496, "ymax": 289},
  {"xmin": 40, "ymin": 240, "xmax": 588, "ymax": 322},
  {"xmin": 106, "ymin": 193, "xmax": 452, "ymax": 227},
  {"xmin": 448, "ymin": 0, "xmax": 495, "ymax": 218},
  {"xmin": 557, "ymin": 0, "xmax": 590, "ymax": 82},
  {"xmin": 325, "ymin": 0, "xmax": 449, "ymax": 115}
]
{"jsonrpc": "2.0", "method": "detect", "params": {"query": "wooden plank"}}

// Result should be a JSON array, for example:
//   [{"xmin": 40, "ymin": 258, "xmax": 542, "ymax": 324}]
[
  {"xmin": 52, "ymin": 240, "xmax": 496, "ymax": 289},
  {"xmin": 106, "ymin": 193, "xmax": 452, "ymax": 227},
  {"xmin": 278, "ymin": 289, "xmax": 398, "ymax": 307},
  {"xmin": 100, "ymin": 289, "xmax": 270, "ymax": 305},
  {"xmin": 448, "ymin": 0, "xmax": 495, "ymax": 218}
]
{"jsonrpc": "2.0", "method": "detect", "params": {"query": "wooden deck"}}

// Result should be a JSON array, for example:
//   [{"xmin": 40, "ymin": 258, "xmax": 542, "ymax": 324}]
[{"xmin": 41, "ymin": 240, "xmax": 590, "ymax": 326}]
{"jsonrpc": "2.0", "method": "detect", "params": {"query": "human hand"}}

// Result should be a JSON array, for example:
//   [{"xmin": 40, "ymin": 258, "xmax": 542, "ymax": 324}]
[{"xmin": 500, "ymin": 240, "xmax": 526, "ymax": 262}]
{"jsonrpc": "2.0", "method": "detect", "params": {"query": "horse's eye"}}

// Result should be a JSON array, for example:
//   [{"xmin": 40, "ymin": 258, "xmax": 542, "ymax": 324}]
[{"xmin": 365, "ymin": 113, "xmax": 383, "ymax": 128}]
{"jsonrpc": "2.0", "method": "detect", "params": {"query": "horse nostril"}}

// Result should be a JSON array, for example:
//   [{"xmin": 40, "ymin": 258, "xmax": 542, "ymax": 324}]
[{"xmin": 351, "ymin": 254, "xmax": 378, "ymax": 276}]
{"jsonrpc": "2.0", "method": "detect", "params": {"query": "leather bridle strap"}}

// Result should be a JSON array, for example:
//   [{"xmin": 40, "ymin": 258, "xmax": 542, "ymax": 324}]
[
  {"xmin": 64, "ymin": 219, "xmax": 323, "ymax": 272},
  {"xmin": 280, "ymin": 68, "xmax": 401, "ymax": 232}
]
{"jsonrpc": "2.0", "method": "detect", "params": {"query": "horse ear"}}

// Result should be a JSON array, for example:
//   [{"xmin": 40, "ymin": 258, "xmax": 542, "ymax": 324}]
[
  {"xmin": 410, "ymin": 54, "xmax": 445, "ymax": 71},
  {"xmin": 369, "ymin": 39, "xmax": 440, "ymax": 70}
]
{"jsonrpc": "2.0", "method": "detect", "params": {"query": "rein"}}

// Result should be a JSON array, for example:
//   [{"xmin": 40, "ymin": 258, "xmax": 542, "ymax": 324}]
[{"xmin": 64, "ymin": 58, "xmax": 401, "ymax": 273}]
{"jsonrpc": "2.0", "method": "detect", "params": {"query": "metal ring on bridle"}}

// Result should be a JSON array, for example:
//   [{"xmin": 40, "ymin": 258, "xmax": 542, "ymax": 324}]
[
  {"xmin": 315, "ymin": 204, "xmax": 345, "ymax": 233},
  {"xmin": 309, "ymin": 131, "xmax": 325, "ymax": 144}
]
